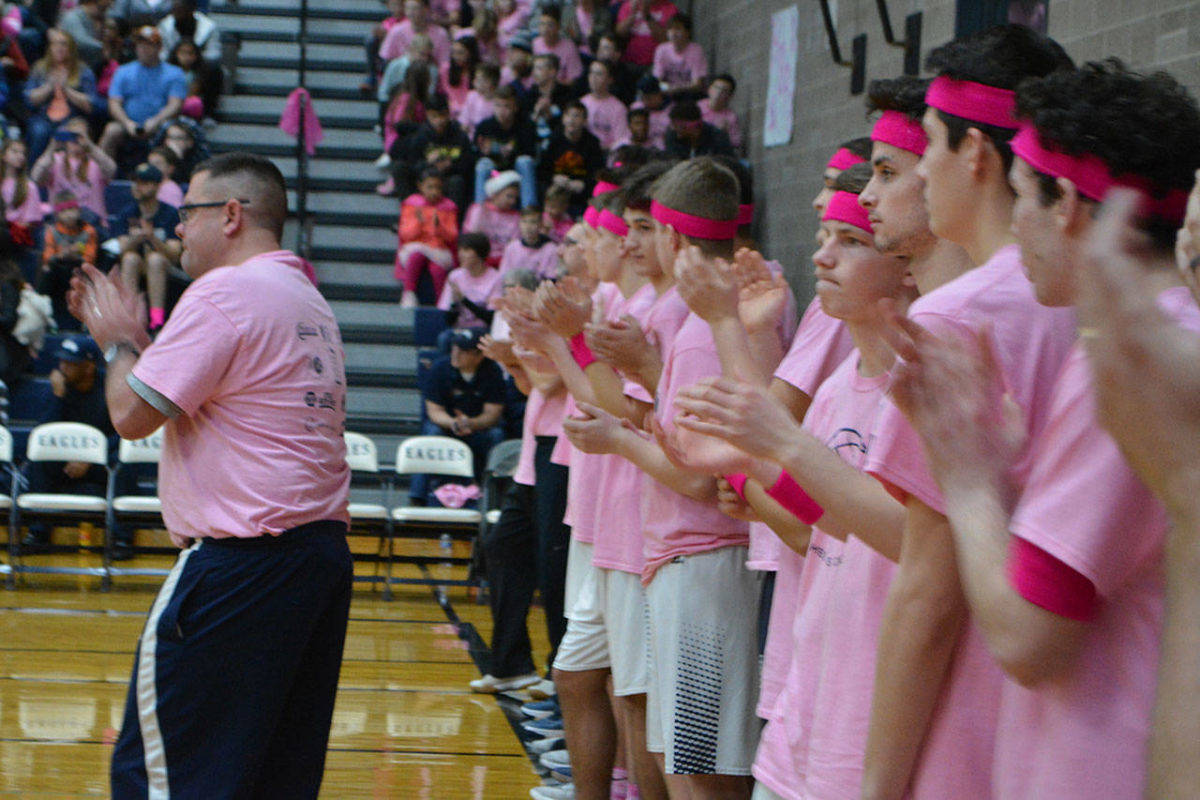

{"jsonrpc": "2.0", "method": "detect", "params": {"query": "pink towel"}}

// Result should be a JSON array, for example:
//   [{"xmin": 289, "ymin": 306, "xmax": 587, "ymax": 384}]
[
  {"xmin": 279, "ymin": 87, "xmax": 324, "ymax": 155},
  {"xmin": 433, "ymin": 483, "xmax": 480, "ymax": 508}
]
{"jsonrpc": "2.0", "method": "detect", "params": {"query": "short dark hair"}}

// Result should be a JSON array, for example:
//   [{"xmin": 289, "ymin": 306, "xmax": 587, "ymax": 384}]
[
  {"xmin": 840, "ymin": 136, "xmax": 874, "ymax": 161},
  {"xmin": 494, "ymin": 85, "xmax": 518, "ymax": 103},
  {"xmin": 670, "ymin": 13, "xmax": 691, "ymax": 32},
  {"xmin": 534, "ymin": 52, "xmax": 560, "ymax": 71},
  {"xmin": 193, "ymin": 152, "xmax": 287, "ymax": 239},
  {"xmin": 622, "ymin": 160, "xmax": 677, "ymax": 211},
  {"xmin": 425, "ymin": 92, "xmax": 449, "ymax": 113},
  {"xmin": 627, "ymin": 108, "xmax": 649, "ymax": 123},
  {"xmin": 925, "ymin": 24, "xmax": 1073, "ymax": 174},
  {"xmin": 1015, "ymin": 58, "xmax": 1200, "ymax": 251},
  {"xmin": 564, "ymin": 100, "xmax": 587, "ymax": 117},
  {"xmin": 476, "ymin": 62, "xmax": 500, "ymax": 84},
  {"xmin": 668, "ymin": 101, "xmax": 701, "ymax": 122},
  {"xmin": 651, "ymin": 157, "xmax": 740, "ymax": 256},
  {"xmin": 419, "ymin": 166, "xmax": 443, "ymax": 183},
  {"xmin": 711, "ymin": 73, "xmax": 736, "ymax": 93},
  {"xmin": 831, "ymin": 162, "xmax": 873, "ymax": 194},
  {"xmin": 865, "ymin": 76, "xmax": 930, "ymax": 122},
  {"xmin": 458, "ymin": 232, "xmax": 490, "ymax": 259}
]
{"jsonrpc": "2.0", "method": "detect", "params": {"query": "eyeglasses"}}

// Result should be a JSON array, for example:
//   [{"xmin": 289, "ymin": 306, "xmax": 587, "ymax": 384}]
[{"xmin": 178, "ymin": 198, "xmax": 250, "ymax": 223}]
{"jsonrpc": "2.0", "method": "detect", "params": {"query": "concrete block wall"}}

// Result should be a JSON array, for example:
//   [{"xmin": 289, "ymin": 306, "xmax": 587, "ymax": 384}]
[{"xmin": 687, "ymin": 0, "xmax": 1200, "ymax": 301}]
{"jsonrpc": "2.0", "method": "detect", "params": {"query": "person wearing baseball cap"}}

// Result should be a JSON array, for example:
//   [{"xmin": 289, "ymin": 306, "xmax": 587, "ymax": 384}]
[
  {"xmin": 98, "ymin": 23, "xmax": 187, "ymax": 161},
  {"xmin": 112, "ymin": 162, "xmax": 182, "ymax": 330}
]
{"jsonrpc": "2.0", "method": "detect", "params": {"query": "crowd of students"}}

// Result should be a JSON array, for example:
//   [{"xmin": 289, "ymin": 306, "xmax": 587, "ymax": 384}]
[
  {"xmin": 365, "ymin": 0, "xmax": 745, "ymax": 309},
  {"xmin": 449, "ymin": 19, "xmax": 1200, "ymax": 800}
]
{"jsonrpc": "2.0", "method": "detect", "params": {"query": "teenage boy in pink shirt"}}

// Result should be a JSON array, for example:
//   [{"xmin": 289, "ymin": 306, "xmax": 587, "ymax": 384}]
[
  {"xmin": 878, "ymin": 61, "xmax": 1200, "ymax": 800},
  {"xmin": 581, "ymin": 60, "xmax": 631, "ymax": 152},
  {"xmin": 532, "ymin": 9, "xmax": 583, "ymax": 84},
  {"xmin": 498, "ymin": 207, "xmax": 560, "ymax": 280},
  {"xmin": 652, "ymin": 14, "xmax": 705, "ymax": 99},
  {"xmin": 615, "ymin": 0, "xmax": 676, "ymax": 68},
  {"xmin": 564, "ymin": 158, "xmax": 759, "ymax": 799},
  {"xmin": 699, "ymin": 74, "xmax": 742, "ymax": 152},
  {"xmin": 381, "ymin": 0, "xmax": 452, "ymax": 70},
  {"xmin": 811, "ymin": 136, "xmax": 871, "ymax": 216}
]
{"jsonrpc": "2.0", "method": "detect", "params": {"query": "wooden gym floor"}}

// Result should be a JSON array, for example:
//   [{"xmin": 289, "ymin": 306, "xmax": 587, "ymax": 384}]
[{"xmin": 0, "ymin": 533, "xmax": 553, "ymax": 798}]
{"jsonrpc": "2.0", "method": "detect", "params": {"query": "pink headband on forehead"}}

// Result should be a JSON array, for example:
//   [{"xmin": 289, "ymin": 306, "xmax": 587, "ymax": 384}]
[
  {"xmin": 737, "ymin": 204, "xmax": 754, "ymax": 225},
  {"xmin": 1011, "ymin": 125, "xmax": 1188, "ymax": 225},
  {"xmin": 827, "ymin": 147, "xmax": 866, "ymax": 171},
  {"xmin": 650, "ymin": 200, "xmax": 739, "ymax": 240},
  {"xmin": 821, "ymin": 191, "xmax": 873, "ymax": 234},
  {"xmin": 593, "ymin": 181, "xmax": 620, "ymax": 196},
  {"xmin": 582, "ymin": 206, "xmax": 600, "ymax": 227},
  {"xmin": 870, "ymin": 111, "xmax": 927, "ymax": 156},
  {"xmin": 597, "ymin": 208, "xmax": 629, "ymax": 236},
  {"xmin": 925, "ymin": 75, "xmax": 1019, "ymax": 130}
]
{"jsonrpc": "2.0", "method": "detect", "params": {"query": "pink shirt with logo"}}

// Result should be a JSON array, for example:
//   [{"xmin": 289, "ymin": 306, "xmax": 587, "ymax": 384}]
[
  {"xmin": 438, "ymin": 265, "xmax": 503, "ymax": 328},
  {"xmin": 513, "ymin": 386, "xmax": 568, "ymax": 486},
  {"xmin": 498, "ymin": 237, "xmax": 559, "ymax": 280},
  {"xmin": 652, "ymin": 41, "xmax": 706, "ymax": 90},
  {"xmin": 994, "ymin": 286, "xmax": 1200, "ymax": 800},
  {"xmin": 754, "ymin": 351, "xmax": 886, "ymax": 799},
  {"xmin": 589, "ymin": 281, "xmax": 658, "ymax": 574},
  {"xmin": 616, "ymin": 0, "xmax": 677, "ymax": 66},
  {"xmin": 581, "ymin": 93, "xmax": 630, "ymax": 152},
  {"xmin": 864, "ymin": 244, "xmax": 1077, "ymax": 798},
  {"xmin": 747, "ymin": 296, "xmax": 852, "ymax": 572},
  {"xmin": 641, "ymin": 311, "xmax": 749, "ymax": 582},
  {"xmin": 533, "ymin": 35, "xmax": 583, "ymax": 84},
  {"xmin": 131, "ymin": 251, "xmax": 350, "ymax": 539},
  {"xmin": 699, "ymin": 99, "xmax": 741, "ymax": 150},
  {"xmin": 380, "ymin": 20, "xmax": 453, "ymax": 70}
]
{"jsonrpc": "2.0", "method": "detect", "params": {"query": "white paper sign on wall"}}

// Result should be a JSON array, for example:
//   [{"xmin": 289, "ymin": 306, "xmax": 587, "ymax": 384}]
[{"xmin": 763, "ymin": 5, "xmax": 800, "ymax": 148}]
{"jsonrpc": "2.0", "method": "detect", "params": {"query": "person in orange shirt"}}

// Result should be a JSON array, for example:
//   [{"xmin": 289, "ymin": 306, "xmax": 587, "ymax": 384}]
[{"xmin": 39, "ymin": 191, "xmax": 99, "ymax": 329}]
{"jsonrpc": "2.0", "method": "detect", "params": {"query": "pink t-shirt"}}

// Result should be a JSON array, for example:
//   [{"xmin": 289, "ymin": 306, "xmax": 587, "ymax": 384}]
[
  {"xmin": 3, "ymin": 177, "xmax": 47, "ymax": 225},
  {"xmin": 641, "ymin": 311, "xmax": 749, "ymax": 582},
  {"xmin": 457, "ymin": 90, "xmax": 494, "ymax": 138},
  {"xmin": 497, "ymin": 9, "xmax": 528, "ymax": 49},
  {"xmin": 543, "ymin": 211, "xmax": 573, "ymax": 242},
  {"xmin": 581, "ymin": 93, "xmax": 630, "ymax": 152},
  {"xmin": 747, "ymin": 297, "xmax": 854, "ymax": 572},
  {"xmin": 512, "ymin": 386, "xmax": 568, "ymax": 486},
  {"xmin": 157, "ymin": 179, "xmax": 183, "ymax": 208},
  {"xmin": 438, "ymin": 265, "xmax": 503, "ymax": 328},
  {"xmin": 652, "ymin": 40, "xmax": 706, "ymax": 90},
  {"xmin": 864, "ymin": 244, "xmax": 1077, "ymax": 798},
  {"xmin": 622, "ymin": 283, "xmax": 689, "ymax": 404},
  {"xmin": 994, "ymin": 286, "xmax": 1200, "ymax": 800},
  {"xmin": 463, "ymin": 201, "xmax": 521, "ymax": 266},
  {"xmin": 46, "ymin": 153, "xmax": 108, "ymax": 219},
  {"xmin": 380, "ymin": 20, "xmax": 453, "ymax": 70},
  {"xmin": 753, "ymin": 351, "xmax": 890, "ymax": 799},
  {"xmin": 589, "ymin": 282, "xmax": 658, "ymax": 574},
  {"xmin": 533, "ymin": 35, "xmax": 583, "ymax": 84},
  {"xmin": 131, "ymin": 250, "xmax": 351, "ymax": 540},
  {"xmin": 555, "ymin": 282, "xmax": 624, "ymax": 543},
  {"xmin": 699, "ymin": 98, "xmax": 741, "ymax": 150},
  {"xmin": 498, "ymin": 237, "xmax": 559, "ymax": 280},
  {"xmin": 616, "ymin": 0, "xmax": 677, "ymax": 66}
]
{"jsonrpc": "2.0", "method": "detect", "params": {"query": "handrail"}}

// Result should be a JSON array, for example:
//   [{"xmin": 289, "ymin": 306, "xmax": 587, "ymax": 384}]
[{"xmin": 295, "ymin": 0, "xmax": 311, "ymax": 260}]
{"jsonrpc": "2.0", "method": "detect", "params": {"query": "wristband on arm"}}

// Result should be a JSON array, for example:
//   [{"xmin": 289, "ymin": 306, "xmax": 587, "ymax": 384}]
[
  {"xmin": 569, "ymin": 331, "xmax": 596, "ymax": 370},
  {"xmin": 765, "ymin": 469, "xmax": 824, "ymax": 525},
  {"xmin": 724, "ymin": 472, "xmax": 749, "ymax": 500}
]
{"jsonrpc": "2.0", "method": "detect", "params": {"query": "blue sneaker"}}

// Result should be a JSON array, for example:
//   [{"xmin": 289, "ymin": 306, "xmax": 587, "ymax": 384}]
[
  {"xmin": 522, "ymin": 714, "xmax": 564, "ymax": 738},
  {"xmin": 521, "ymin": 698, "xmax": 560, "ymax": 719}
]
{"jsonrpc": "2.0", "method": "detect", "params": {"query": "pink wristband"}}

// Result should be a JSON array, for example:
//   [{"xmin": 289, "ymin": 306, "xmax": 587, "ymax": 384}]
[
  {"xmin": 724, "ymin": 473, "xmax": 749, "ymax": 500},
  {"xmin": 765, "ymin": 470, "xmax": 824, "ymax": 525},
  {"xmin": 569, "ymin": 332, "xmax": 596, "ymax": 370}
]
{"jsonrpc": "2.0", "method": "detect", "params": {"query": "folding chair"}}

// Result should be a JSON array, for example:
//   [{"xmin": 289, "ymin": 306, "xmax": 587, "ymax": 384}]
[
  {"xmin": 388, "ymin": 435, "xmax": 482, "ymax": 588},
  {"xmin": 11, "ymin": 422, "xmax": 110, "ymax": 586},
  {"xmin": 343, "ymin": 431, "xmax": 394, "ymax": 599},
  {"xmin": 470, "ymin": 438, "xmax": 523, "ymax": 595},
  {"xmin": 0, "ymin": 427, "xmax": 13, "ymax": 584},
  {"xmin": 106, "ymin": 430, "xmax": 171, "ymax": 584}
]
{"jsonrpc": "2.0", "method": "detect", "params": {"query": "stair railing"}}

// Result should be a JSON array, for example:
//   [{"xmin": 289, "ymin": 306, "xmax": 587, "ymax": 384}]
[{"xmin": 295, "ymin": 0, "xmax": 312, "ymax": 260}]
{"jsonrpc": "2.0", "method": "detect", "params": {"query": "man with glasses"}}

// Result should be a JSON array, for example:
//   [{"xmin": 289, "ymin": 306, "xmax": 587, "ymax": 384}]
[{"xmin": 68, "ymin": 152, "xmax": 353, "ymax": 799}]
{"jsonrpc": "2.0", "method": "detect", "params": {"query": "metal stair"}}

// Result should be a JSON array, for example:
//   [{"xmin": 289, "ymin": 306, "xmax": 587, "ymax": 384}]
[{"xmin": 209, "ymin": 0, "xmax": 424, "ymax": 474}]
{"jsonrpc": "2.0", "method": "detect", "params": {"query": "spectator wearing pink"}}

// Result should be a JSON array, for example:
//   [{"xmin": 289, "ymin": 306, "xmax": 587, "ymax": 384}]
[
  {"xmin": 562, "ymin": 0, "xmax": 613, "ymax": 57},
  {"xmin": 652, "ymin": 13, "xmax": 705, "ymax": 98},
  {"xmin": 147, "ymin": 146, "xmax": 184, "ymax": 207},
  {"xmin": 439, "ymin": 34, "xmax": 480, "ymax": 115},
  {"xmin": 541, "ymin": 185, "xmax": 572, "ymax": 242},
  {"xmin": 457, "ymin": 63, "xmax": 500, "ymax": 138},
  {"xmin": 499, "ymin": 36, "xmax": 535, "ymax": 91},
  {"xmin": 699, "ymin": 73, "xmax": 742, "ymax": 151},
  {"xmin": 428, "ymin": 0, "xmax": 461, "ymax": 26},
  {"xmin": 532, "ymin": 10, "xmax": 582, "ymax": 84},
  {"xmin": 0, "ymin": 141, "xmax": 47, "ymax": 239},
  {"xmin": 380, "ymin": 0, "xmax": 452, "ymax": 70},
  {"xmin": 498, "ymin": 207, "xmax": 558, "ymax": 280},
  {"xmin": 438, "ymin": 232, "xmax": 502, "ymax": 329},
  {"xmin": 580, "ymin": 60, "xmax": 629, "ymax": 151},
  {"xmin": 30, "ymin": 122, "xmax": 116, "ymax": 220},
  {"xmin": 631, "ymin": 73, "xmax": 670, "ymax": 148},
  {"xmin": 463, "ymin": 170, "xmax": 521, "ymax": 267},
  {"xmin": 495, "ymin": 0, "xmax": 529, "ymax": 49},
  {"xmin": 615, "ymin": 0, "xmax": 676, "ymax": 67}
]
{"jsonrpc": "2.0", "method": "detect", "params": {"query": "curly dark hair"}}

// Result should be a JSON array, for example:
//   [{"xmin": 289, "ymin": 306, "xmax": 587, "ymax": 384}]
[
  {"xmin": 1015, "ymin": 58, "xmax": 1200, "ymax": 250},
  {"xmin": 925, "ymin": 24, "xmax": 1073, "ymax": 173},
  {"xmin": 865, "ymin": 76, "xmax": 930, "ymax": 122}
]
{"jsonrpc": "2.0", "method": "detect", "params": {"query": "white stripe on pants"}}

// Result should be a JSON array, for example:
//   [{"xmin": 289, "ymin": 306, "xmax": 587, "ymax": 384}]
[{"xmin": 136, "ymin": 540, "xmax": 201, "ymax": 799}]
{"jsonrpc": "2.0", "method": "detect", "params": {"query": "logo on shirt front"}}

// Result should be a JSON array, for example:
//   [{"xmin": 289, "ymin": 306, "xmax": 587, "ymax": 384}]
[
  {"xmin": 827, "ymin": 427, "xmax": 869, "ymax": 457},
  {"xmin": 808, "ymin": 542, "xmax": 842, "ymax": 567}
]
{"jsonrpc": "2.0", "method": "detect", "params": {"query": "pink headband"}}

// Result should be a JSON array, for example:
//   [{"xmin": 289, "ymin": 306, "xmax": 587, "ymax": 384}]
[
  {"xmin": 821, "ymin": 191, "xmax": 873, "ymax": 234},
  {"xmin": 597, "ymin": 208, "xmax": 629, "ymax": 236},
  {"xmin": 593, "ymin": 181, "xmax": 620, "ymax": 196},
  {"xmin": 582, "ymin": 206, "xmax": 600, "ymax": 227},
  {"xmin": 650, "ymin": 200, "xmax": 739, "ymax": 240},
  {"xmin": 1011, "ymin": 124, "xmax": 1188, "ymax": 225},
  {"xmin": 925, "ymin": 75, "xmax": 1019, "ymax": 130},
  {"xmin": 870, "ymin": 110, "xmax": 927, "ymax": 156},
  {"xmin": 737, "ymin": 204, "xmax": 753, "ymax": 225},
  {"xmin": 827, "ymin": 147, "xmax": 866, "ymax": 171},
  {"xmin": 53, "ymin": 199, "xmax": 80, "ymax": 213}
]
